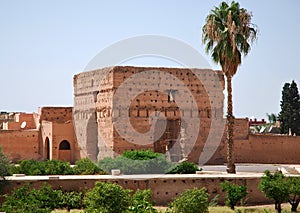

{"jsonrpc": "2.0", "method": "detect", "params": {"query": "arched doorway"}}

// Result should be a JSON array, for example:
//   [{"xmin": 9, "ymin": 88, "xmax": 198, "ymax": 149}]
[
  {"xmin": 45, "ymin": 137, "xmax": 50, "ymax": 160},
  {"xmin": 58, "ymin": 140, "xmax": 71, "ymax": 162}
]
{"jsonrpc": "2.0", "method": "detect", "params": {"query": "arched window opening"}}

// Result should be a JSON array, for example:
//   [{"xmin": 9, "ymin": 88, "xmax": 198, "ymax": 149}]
[{"xmin": 59, "ymin": 140, "xmax": 71, "ymax": 150}]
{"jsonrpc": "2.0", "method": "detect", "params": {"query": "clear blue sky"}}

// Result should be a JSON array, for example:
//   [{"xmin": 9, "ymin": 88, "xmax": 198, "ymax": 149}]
[{"xmin": 0, "ymin": 0, "xmax": 299, "ymax": 119}]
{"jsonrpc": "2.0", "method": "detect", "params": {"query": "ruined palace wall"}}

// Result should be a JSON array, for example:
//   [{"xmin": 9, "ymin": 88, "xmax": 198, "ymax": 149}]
[
  {"xmin": 235, "ymin": 134, "xmax": 300, "ymax": 163},
  {"xmin": 109, "ymin": 66, "xmax": 226, "ymax": 163},
  {"xmin": 0, "ymin": 130, "xmax": 40, "ymax": 162},
  {"xmin": 73, "ymin": 68, "xmax": 114, "ymax": 161},
  {"xmin": 73, "ymin": 66, "xmax": 226, "ymax": 163},
  {"xmin": 39, "ymin": 107, "xmax": 73, "ymax": 123}
]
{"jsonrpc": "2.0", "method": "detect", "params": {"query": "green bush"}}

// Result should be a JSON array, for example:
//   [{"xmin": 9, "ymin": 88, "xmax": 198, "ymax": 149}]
[
  {"xmin": 16, "ymin": 159, "xmax": 44, "ymax": 175},
  {"xmin": 126, "ymin": 189, "xmax": 157, "ymax": 213},
  {"xmin": 167, "ymin": 161, "xmax": 201, "ymax": 174},
  {"xmin": 42, "ymin": 159, "xmax": 73, "ymax": 175},
  {"xmin": 62, "ymin": 191, "xmax": 84, "ymax": 210},
  {"xmin": 0, "ymin": 183, "xmax": 84, "ymax": 212},
  {"xmin": 73, "ymin": 158, "xmax": 105, "ymax": 175},
  {"xmin": 83, "ymin": 181, "xmax": 132, "ymax": 213},
  {"xmin": 168, "ymin": 187, "xmax": 209, "ymax": 213},
  {"xmin": 1, "ymin": 183, "xmax": 59, "ymax": 213},
  {"xmin": 122, "ymin": 149, "xmax": 161, "ymax": 160},
  {"xmin": 220, "ymin": 180, "xmax": 248, "ymax": 210},
  {"xmin": 98, "ymin": 150, "xmax": 172, "ymax": 174},
  {"xmin": 10, "ymin": 159, "xmax": 73, "ymax": 175},
  {"xmin": 10, "ymin": 158, "xmax": 107, "ymax": 175}
]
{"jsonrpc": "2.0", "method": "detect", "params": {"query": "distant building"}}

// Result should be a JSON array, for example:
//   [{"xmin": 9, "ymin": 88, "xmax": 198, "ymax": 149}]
[{"xmin": 0, "ymin": 107, "xmax": 80, "ymax": 163}]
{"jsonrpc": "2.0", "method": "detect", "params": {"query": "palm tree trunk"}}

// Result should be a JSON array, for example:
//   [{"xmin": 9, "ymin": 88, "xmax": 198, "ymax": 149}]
[{"xmin": 226, "ymin": 75, "xmax": 236, "ymax": 174}]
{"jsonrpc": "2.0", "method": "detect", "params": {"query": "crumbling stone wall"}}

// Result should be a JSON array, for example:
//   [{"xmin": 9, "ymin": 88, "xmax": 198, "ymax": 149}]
[{"xmin": 74, "ymin": 66, "xmax": 226, "ymax": 164}]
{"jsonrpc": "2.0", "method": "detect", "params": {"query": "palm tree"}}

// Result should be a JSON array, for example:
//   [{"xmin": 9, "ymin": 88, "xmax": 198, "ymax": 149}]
[{"xmin": 202, "ymin": 1, "xmax": 258, "ymax": 173}]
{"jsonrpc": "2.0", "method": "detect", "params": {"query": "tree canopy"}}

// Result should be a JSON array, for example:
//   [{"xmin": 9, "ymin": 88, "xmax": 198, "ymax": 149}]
[{"xmin": 278, "ymin": 80, "xmax": 300, "ymax": 135}]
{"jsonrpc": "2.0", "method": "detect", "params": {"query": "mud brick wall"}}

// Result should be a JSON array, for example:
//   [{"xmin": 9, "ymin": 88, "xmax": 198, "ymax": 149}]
[
  {"xmin": 73, "ymin": 67, "xmax": 115, "ymax": 161},
  {"xmin": 235, "ymin": 134, "xmax": 300, "ymax": 163},
  {"xmin": 74, "ymin": 66, "xmax": 226, "ymax": 163},
  {"xmin": 0, "ymin": 130, "xmax": 40, "ymax": 162},
  {"xmin": 39, "ymin": 107, "xmax": 73, "ymax": 123}
]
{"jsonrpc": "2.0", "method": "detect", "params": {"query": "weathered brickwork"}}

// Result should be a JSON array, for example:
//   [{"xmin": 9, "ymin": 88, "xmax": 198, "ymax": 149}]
[
  {"xmin": 74, "ymin": 66, "xmax": 226, "ymax": 163},
  {"xmin": 0, "ymin": 107, "xmax": 80, "ymax": 163}
]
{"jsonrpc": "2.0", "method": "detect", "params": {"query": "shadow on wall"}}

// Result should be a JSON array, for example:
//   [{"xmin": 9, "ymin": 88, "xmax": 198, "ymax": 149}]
[{"xmin": 86, "ymin": 114, "xmax": 99, "ymax": 162}]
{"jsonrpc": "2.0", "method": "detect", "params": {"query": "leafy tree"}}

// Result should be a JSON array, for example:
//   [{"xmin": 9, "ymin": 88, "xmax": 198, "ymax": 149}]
[
  {"xmin": 278, "ymin": 80, "xmax": 300, "ymax": 135},
  {"xmin": 220, "ymin": 180, "xmax": 248, "ymax": 210},
  {"xmin": 83, "ymin": 181, "xmax": 132, "ymax": 213},
  {"xmin": 287, "ymin": 177, "xmax": 300, "ymax": 212},
  {"xmin": 167, "ymin": 161, "xmax": 201, "ymax": 174},
  {"xmin": 258, "ymin": 170, "xmax": 289, "ymax": 213},
  {"xmin": 168, "ymin": 187, "xmax": 209, "ymax": 213},
  {"xmin": 202, "ymin": 1, "xmax": 258, "ymax": 173}
]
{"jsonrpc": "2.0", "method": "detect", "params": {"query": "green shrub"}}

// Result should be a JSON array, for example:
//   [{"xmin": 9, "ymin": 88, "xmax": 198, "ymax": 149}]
[
  {"xmin": 83, "ymin": 181, "xmax": 132, "ymax": 213},
  {"xmin": 10, "ymin": 159, "xmax": 73, "ymax": 175},
  {"xmin": 220, "ymin": 180, "xmax": 248, "ymax": 210},
  {"xmin": 17, "ymin": 159, "xmax": 44, "ymax": 175},
  {"xmin": 62, "ymin": 191, "xmax": 84, "ymax": 210},
  {"xmin": 168, "ymin": 187, "xmax": 209, "ymax": 213},
  {"xmin": 126, "ymin": 189, "xmax": 157, "ymax": 213},
  {"xmin": 0, "ymin": 183, "xmax": 84, "ymax": 212},
  {"xmin": 1, "ymin": 183, "xmax": 59, "ymax": 213},
  {"xmin": 73, "ymin": 158, "xmax": 105, "ymax": 175},
  {"xmin": 10, "ymin": 158, "xmax": 109, "ymax": 176},
  {"xmin": 167, "ymin": 161, "xmax": 201, "ymax": 174},
  {"xmin": 98, "ymin": 150, "xmax": 172, "ymax": 174},
  {"xmin": 42, "ymin": 159, "xmax": 73, "ymax": 175},
  {"xmin": 122, "ymin": 149, "xmax": 161, "ymax": 160}
]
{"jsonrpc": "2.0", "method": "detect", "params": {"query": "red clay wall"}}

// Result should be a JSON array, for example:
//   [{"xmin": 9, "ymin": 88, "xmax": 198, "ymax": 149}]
[
  {"xmin": 0, "ymin": 130, "xmax": 40, "ymax": 162},
  {"xmin": 93, "ymin": 66, "xmax": 226, "ymax": 164},
  {"xmin": 235, "ymin": 134, "xmax": 300, "ymax": 164},
  {"xmin": 39, "ymin": 107, "xmax": 73, "ymax": 123}
]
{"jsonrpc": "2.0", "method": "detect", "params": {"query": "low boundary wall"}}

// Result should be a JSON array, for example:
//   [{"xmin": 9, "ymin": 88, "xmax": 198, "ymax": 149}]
[{"xmin": 2, "ymin": 174, "xmax": 275, "ymax": 206}]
